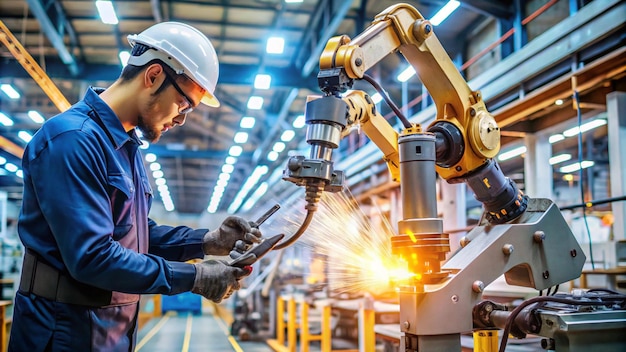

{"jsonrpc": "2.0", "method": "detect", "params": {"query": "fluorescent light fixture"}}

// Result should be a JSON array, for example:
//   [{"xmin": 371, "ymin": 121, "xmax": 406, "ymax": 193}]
[
  {"xmin": 549, "ymin": 153, "xmax": 572, "ymax": 165},
  {"xmin": 559, "ymin": 160, "xmax": 594, "ymax": 173},
  {"xmin": 247, "ymin": 96, "xmax": 264, "ymax": 110},
  {"xmin": 16, "ymin": 170, "xmax": 23, "ymax": 178},
  {"xmin": 212, "ymin": 189, "xmax": 224, "ymax": 198},
  {"xmin": 0, "ymin": 84, "xmax": 20, "ymax": 99},
  {"xmin": 217, "ymin": 179, "xmax": 228, "ymax": 187},
  {"xmin": 28, "ymin": 110, "xmax": 45, "ymax": 123},
  {"xmin": 280, "ymin": 130, "xmax": 295, "ymax": 142},
  {"xmin": 95, "ymin": 0, "xmax": 119, "ymax": 25},
  {"xmin": 0, "ymin": 156, "xmax": 6, "ymax": 165},
  {"xmin": 234, "ymin": 132, "xmax": 249, "ymax": 144},
  {"xmin": 430, "ymin": 0, "xmax": 460, "ymax": 26},
  {"xmin": 562, "ymin": 119, "xmax": 607, "ymax": 137},
  {"xmin": 155, "ymin": 178, "xmax": 166, "ymax": 186},
  {"xmin": 397, "ymin": 66, "xmax": 416, "ymax": 82},
  {"xmin": 0, "ymin": 112, "xmax": 14, "ymax": 126},
  {"xmin": 222, "ymin": 164, "xmax": 235, "ymax": 174},
  {"xmin": 139, "ymin": 140, "xmax": 149, "ymax": 149},
  {"xmin": 272, "ymin": 142, "xmax": 286, "ymax": 153},
  {"xmin": 18, "ymin": 131, "xmax": 33, "ymax": 143},
  {"xmin": 145, "ymin": 153, "xmax": 157, "ymax": 162},
  {"xmin": 254, "ymin": 74, "xmax": 272, "ymax": 89},
  {"xmin": 119, "ymin": 51, "xmax": 131, "ymax": 67},
  {"xmin": 371, "ymin": 93, "xmax": 383, "ymax": 104},
  {"xmin": 293, "ymin": 115, "xmax": 305, "ymax": 128},
  {"xmin": 497, "ymin": 146, "xmax": 527, "ymax": 161},
  {"xmin": 225, "ymin": 156, "xmax": 237, "ymax": 164},
  {"xmin": 240, "ymin": 116, "xmax": 256, "ymax": 128},
  {"xmin": 267, "ymin": 151, "xmax": 279, "ymax": 161},
  {"xmin": 549, "ymin": 134, "xmax": 565, "ymax": 144},
  {"xmin": 229, "ymin": 145, "xmax": 243, "ymax": 157},
  {"xmin": 266, "ymin": 37, "xmax": 285, "ymax": 54},
  {"xmin": 150, "ymin": 162, "xmax": 161, "ymax": 171},
  {"xmin": 285, "ymin": 0, "xmax": 303, "ymax": 3},
  {"xmin": 5, "ymin": 163, "xmax": 18, "ymax": 172},
  {"xmin": 219, "ymin": 173, "xmax": 231, "ymax": 181},
  {"xmin": 158, "ymin": 184, "xmax": 168, "ymax": 193},
  {"xmin": 152, "ymin": 170, "xmax": 164, "ymax": 179}
]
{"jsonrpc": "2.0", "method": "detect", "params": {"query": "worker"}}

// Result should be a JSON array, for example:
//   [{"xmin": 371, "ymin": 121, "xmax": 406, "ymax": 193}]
[{"xmin": 9, "ymin": 22, "xmax": 262, "ymax": 351}]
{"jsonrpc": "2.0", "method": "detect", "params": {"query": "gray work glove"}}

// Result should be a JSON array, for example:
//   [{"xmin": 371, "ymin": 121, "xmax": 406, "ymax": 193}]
[
  {"xmin": 202, "ymin": 216, "xmax": 262, "ymax": 256},
  {"xmin": 191, "ymin": 259, "xmax": 252, "ymax": 303}
]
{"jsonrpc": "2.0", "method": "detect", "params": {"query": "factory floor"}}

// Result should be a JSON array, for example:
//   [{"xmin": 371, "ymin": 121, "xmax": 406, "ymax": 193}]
[
  {"xmin": 136, "ymin": 310, "xmax": 274, "ymax": 352},
  {"xmin": 134, "ymin": 310, "xmax": 545, "ymax": 352}
]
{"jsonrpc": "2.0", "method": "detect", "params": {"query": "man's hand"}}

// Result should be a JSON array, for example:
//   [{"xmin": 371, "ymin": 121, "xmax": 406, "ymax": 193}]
[
  {"xmin": 202, "ymin": 216, "xmax": 262, "ymax": 256},
  {"xmin": 191, "ymin": 260, "xmax": 251, "ymax": 302}
]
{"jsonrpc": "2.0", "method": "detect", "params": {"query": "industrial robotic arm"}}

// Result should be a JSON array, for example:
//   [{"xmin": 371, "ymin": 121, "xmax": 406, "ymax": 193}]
[
  {"xmin": 282, "ymin": 4, "xmax": 624, "ymax": 351},
  {"xmin": 286, "ymin": 3, "xmax": 527, "ymax": 225}
]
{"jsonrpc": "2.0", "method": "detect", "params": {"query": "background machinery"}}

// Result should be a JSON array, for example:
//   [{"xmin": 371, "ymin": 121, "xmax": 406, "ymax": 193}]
[{"xmin": 282, "ymin": 3, "xmax": 625, "ymax": 351}]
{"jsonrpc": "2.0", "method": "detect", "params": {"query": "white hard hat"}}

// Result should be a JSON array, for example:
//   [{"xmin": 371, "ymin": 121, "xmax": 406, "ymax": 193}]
[{"xmin": 127, "ymin": 22, "xmax": 220, "ymax": 107}]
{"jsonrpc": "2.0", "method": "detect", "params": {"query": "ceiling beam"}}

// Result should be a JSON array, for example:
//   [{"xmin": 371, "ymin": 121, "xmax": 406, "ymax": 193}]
[
  {"xmin": 300, "ymin": 0, "xmax": 355, "ymax": 77},
  {"xmin": 460, "ymin": 0, "xmax": 513, "ymax": 20},
  {"xmin": 0, "ymin": 60, "xmax": 318, "ymax": 89},
  {"xmin": 24, "ymin": 0, "xmax": 80, "ymax": 76}
]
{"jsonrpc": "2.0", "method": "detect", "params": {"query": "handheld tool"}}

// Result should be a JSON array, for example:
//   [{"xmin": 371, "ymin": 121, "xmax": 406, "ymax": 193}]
[
  {"xmin": 230, "ymin": 204, "xmax": 283, "ymax": 268},
  {"xmin": 254, "ymin": 203, "xmax": 280, "ymax": 227},
  {"xmin": 229, "ymin": 233, "xmax": 285, "ymax": 268}
]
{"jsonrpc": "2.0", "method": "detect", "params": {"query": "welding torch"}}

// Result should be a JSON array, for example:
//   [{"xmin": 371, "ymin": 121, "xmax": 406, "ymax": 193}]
[{"xmin": 279, "ymin": 92, "xmax": 348, "ymax": 250}]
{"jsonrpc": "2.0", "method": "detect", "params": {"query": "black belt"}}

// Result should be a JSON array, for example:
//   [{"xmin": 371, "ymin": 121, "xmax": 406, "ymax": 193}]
[{"xmin": 19, "ymin": 250, "xmax": 112, "ymax": 307}]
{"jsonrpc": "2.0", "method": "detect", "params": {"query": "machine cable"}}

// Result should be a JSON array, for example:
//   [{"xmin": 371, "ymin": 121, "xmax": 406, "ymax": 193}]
[
  {"xmin": 361, "ymin": 74, "xmax": 412, "ymax": 128},
  {"xmin": 272, "ymin": 208, "xmax": 315, "ymax": 250}
]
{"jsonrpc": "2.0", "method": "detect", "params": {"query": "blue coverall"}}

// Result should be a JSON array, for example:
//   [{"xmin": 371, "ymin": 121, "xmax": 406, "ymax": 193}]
[{"xmin": 9, "ymin": 88, "xmax": 206, "ymax": 351}]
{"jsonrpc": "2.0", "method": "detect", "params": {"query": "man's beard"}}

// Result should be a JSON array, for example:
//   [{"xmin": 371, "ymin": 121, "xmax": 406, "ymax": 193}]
[
  {"xmin": 137, "ymin": 96, "xmax": 161, "ymax": 142},
  {"xmin": 137, "ymin": 114, "xmax": 160, "ymax": 142}
]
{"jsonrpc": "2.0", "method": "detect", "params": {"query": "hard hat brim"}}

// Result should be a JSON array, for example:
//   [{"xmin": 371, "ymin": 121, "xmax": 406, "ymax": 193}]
[{"xmin": 202, "ymin": 93, "xmax": 220, "ymax": 108}]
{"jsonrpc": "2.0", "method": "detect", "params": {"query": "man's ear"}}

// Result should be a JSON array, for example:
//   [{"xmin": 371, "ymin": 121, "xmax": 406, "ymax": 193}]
[{"xmin": 145, "ymin": 64, "xmax": 164, "ymax": 87}]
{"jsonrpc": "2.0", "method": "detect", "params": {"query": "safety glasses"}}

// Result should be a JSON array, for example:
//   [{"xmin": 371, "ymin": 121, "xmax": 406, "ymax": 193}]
[{"xmin": 163, "ymin": 70, "xmax": 195, "ymax": 115}]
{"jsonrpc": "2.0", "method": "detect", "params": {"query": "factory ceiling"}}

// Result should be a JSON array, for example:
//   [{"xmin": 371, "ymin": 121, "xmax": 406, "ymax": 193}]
[
  {"xmin": 0, "ymin": 0, "xmax": 623, "ymax": 217},
  {"xmin": 0, "ymin": 0, "xmax": 493, "ymax": 214}
]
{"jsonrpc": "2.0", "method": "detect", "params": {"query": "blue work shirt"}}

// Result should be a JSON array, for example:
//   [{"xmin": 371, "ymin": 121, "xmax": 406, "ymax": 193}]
[{"xmin": 10, "ymin": 87, "xmax": 206, "ymax": 351}]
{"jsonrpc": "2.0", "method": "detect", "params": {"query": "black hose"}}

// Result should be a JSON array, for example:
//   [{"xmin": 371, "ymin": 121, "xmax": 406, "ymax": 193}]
[
  {"xmin": 272, "ymin": 209, "xmax": 315, "ymax": 250},
  {"xmin": 559, "ymin": 195, "xmax": 626, "ymax": 210},
  {"xmin": 362, "ymin": 74, "xmax": 412, "ymax": 129}
]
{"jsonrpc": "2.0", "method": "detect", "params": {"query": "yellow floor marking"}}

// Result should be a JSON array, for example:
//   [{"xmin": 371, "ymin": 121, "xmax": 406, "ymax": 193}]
[
  {"xmin": 181, "ymin": 313, "xmax": 193, "ymax": 352},
  {"xmin": 135, "ymin": 312, "xmax": 173, "ymax": 351},
  {"xmin": 214, "ymin": 310, "xmax": 244, "ymax": 352}
]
